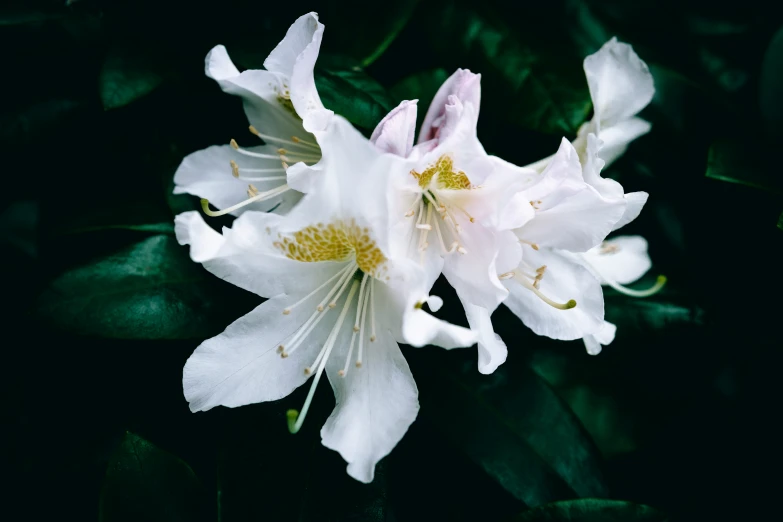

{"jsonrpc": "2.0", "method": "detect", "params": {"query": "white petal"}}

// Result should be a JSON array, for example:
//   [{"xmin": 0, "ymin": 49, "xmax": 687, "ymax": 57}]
[
  {"xmin": 173, "ymin": 145, "xmax": 292, "ymax": 215},
  {"xmin": 184, "ymin": 294, "xmax": 330, "ymax": 412},
  {"xmin": 322, "ymin": 328, "xmax": 419, "ymax": 483},
  {"xmin": 504, "ymin": 248, "xmax": 604, "ymax": 340},
  {"xmin": 597, "ymin": 117, "xmax": 652, "ymax": 167},
  {"xmin": 581, "ymin": 133, "xmax": 624, "ymax": 200},
  {"xmin": 419, "ymin": 69, "xmax": 481, "ymax": 143},
  {"xmin": 263, "ymin": 13, "xmax": 331, "ymax": 132},
  {"xmin": 612, "ymin": 191, "xmax": 648, "ymax": 231},
  {"xmin": 518, "ymin": 185, "xmax": 626, "ymax": 252},
  {"xmin": 593, "ymin": 320, "xmax": 617, "ymax": 345},
  {"xmin": 583, "ymin": 335, "xmax": 602, "ymax": 355},
  {"xmin": 582, "ymin": 235, "xmax": 651, "ymax": 285},
  {"xmin": 584, "ymin": 38, "xmax": 655, "ymax": 130},
  {"xmin": 205, "ymin": 45, "xmax": 306, "ymax": 142},
  {"xmin": 463, "ymin": 301, "xmax": 507, "ymax": 374},
  {"xmin": 175, "ymin": 210, "xmax": 346, "ymax": 297},
  {"xmin": 370, "ymin": 100, "xmax": 418, "ymax": 157},
  {"xmin": 523, "ymin": 138, "xmax": 585, "ymax": 210}
]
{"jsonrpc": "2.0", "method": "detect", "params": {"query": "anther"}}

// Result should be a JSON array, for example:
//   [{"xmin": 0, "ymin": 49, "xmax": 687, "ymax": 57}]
[
  {"xmin": 303, "ymin": 367, "xmax": 312, "ymax": 376},
  {"xmin": 498, "ymin": 272, "xmax": 515, "ymax": 280},
  {"xmin": 353, "ymin": 326, "xmax": 360, "ymax": 332},
  {"xmin": 277, "ymin": 345, "xmax": 284, "ymax": 353},
  {"xmin": 317, "ymin": 305, "xmax": 324, "ymax": 312},
  {"xmin": 338, "ymin": 369, "xmax": 345, "ymax": 377},
  {"xmin": 230, "ymin": 160, "xmax": 240, "ymax": 178},
  {"xmin": 280, "ymin": 351, "xmax": 289, "ymax": 358},
  {"xmin": 328, "ymin": 302, "xmax": 337, "ymax": 309},
  {"xmin": 248, "ymin": 125, "xmax": 260, "ymax": 136},
  {"xmin": 457, "ymin": 246, "xmax": 468, "ymax": 254},
  {"xmin": 355, "ymin": 361, "xmax": 363, "ymax": 368},
  {"xmin": 291, "ymin": 136, "xmax": 301, "ymax": 143},
  {"xmin": 230, "ymin": 139, "xmax": 239, "ymax": 150},
  {"xmin": 282, "ymin": 309, "xmax": 291, "ymax": 315},
  {"xmin": 370, "ymin": 336, "xmax": 376, "ymax": 342},
  {"xmin": 277, "ymin": 148, "xmax": 287, "ymax": 155},
  {"xmin": 247, "ymin": 184, "xmax": 259, "ymax": 197},
  {"xmin": 405, "ymin": 210, "xmax": 415, "ymax": 217}
]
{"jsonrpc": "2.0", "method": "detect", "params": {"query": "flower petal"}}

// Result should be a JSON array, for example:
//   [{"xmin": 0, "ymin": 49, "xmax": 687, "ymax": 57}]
[
  {"xmin": 584, "ymin": 38, "xmax": 655, "ymax": 130},
  {"xmin": 522, "ymin": 138, "xmax": 585, "ymax": 211},
  {"xmin": 183, "ymin": 294, "xmax": 330, "ymax": 412},
  {"xmin": 322, "ymin": 328, "xmax": 419, "ymax": 483},
  {"xmin": 419, "ymin": 69, "xmax": 481, "ymax": 143},
  {"xmin": 264, "ymin": 12, "xmax": 332, "ymax": 132},
  {"xmin": 582, "ymin": 235, "xmax": 651, "ymax": 285},
  {"xmin": 175, "ymin": 210, "xmax": 347, "ymax": 297},
  {"xmin": 596, "ymin": 117, "xmax": 651, "ymax": 167},
  {"xmin": 612, "ymin": 191, "xmax": 648, "ymax": 231},
  {"xmin": 582, "ymin": 320, "xmax": 616, "ymax": 355},
  {"xmin": 504, "ymin": 248, "xmax": 604, "ymax": 340},
  {"xmin": 517, "ymin": 185, "xmax": 626, "ymax": 252},
  {"xmin": 205, "ymin": 45, "xmax": 305, "ymax": 142},
  {"xmin": 462, "ymin": 301, "xmax": 507, "ymax": 374},
  {"xmin": 370, "ymin": 100, "xmax": 418, "ymax": 157},
  {"xmin": 173, "ymin": 145, "xmax": 294, "ymax": 215}
]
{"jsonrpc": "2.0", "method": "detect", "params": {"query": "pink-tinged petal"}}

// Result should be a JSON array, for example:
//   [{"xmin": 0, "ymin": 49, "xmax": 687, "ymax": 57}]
[
  {"xmin": 370, "ymin": 100, "xmax": 418, "ymax": 157},
  {"xmin": 419, "ymin": 69, "xmax": 481, "ymax": 143}
]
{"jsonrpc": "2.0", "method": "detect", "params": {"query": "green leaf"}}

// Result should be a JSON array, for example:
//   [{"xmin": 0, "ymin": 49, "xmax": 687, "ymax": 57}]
[
  {"xmin": 605, "ymin": 289, "xmax": 705, "ymax": 335},
  {"xmin": 705, "ymin": 139, "xmax": 781, "ymax": 193},
  {"xmin": 315, "ymin": 57, "xmax": 395, "ymax": 131},
  {"xmin": 35, "ymin": 234, "xmax": 252, "ymax": 339},
  {"xmin": 423, "ymin": 3, "xmax": 591, "ymax": 135},
  {"xmin": 512, "ymin": 498, "xmax": 667, "ymax": 521},
  {"xmin": 99, "ymin": 431, "xmax": 209, "ymax": 522},
  {"xmin": 322, "ymin": 0, "xmax": 419, "ymax": 67},
  {"xmin": 778, "ymin": 211, "xmax": 783, "ymax": 231},
  {"xmin": 100, "ymin": 45, "xmax": 165, "ymax": 110},
  {"xmin": 413, "ymin": 349, "xmax": 607, "ymax": 507}
]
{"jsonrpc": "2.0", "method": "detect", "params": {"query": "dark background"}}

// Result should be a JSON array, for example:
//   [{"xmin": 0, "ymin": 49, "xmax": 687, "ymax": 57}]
[{"xmin": 2, "ymin": 0, "xmax": 781, "ymax": 520}]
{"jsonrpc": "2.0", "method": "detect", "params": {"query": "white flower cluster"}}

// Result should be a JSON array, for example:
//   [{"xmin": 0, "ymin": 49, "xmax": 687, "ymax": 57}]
[{"xmin": 173, "ymin": 13, "xmax": 664, "ymax": 482}]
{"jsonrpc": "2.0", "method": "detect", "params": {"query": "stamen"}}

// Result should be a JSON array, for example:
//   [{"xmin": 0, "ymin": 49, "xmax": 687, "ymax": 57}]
[
  {"xmin": 280, "ymin": 263, "xmax": 357, "ymax": 357},
  {"xmin": 604, "ymin": 275, "xmax": 667, "ymax": 298},
  {"xmin": 230, "ymin": 160, "xmax": 240, "ymax": 178},
  {"xmin": 200, "ymin": 184, "xmax": 290, "ymax": 217},
  {"xmin": 248, "ymin": 125, "xmax": 320, "ymax": 151},
  {"xmin": 341, "ymin": 274, "xmax": 370, "ymax": 377},
  {"xmin": 416, "ymin": 224, "xmax": 433, "ymax": 230},
  {"xmin": 498, "ymin": 271, "xmax": 515, "ymax": 280},
  {"xmin": 230, "ymin": 139, "xmax": 286, "ymax": 160},
  {"xmin": 519, "ymin": 239, "xmax": 540, "ymax": 250},
  {"xmin": 369, "ymin": 278, "xmax": 377, "ymax": 343},
  {"xmin": 282, "ymin": 264, "xmax": 355, "ymax": 315},
  {"xmin": 514, "ymin": 274, "xmax": 577, "ymax": 310},
  {"xmin": 288, "ymin": 280, "xmax": 359, "ymax": 434},
  {"xmin": 431, "ymin": 211, "xmax": 449, "ymax": 253}
]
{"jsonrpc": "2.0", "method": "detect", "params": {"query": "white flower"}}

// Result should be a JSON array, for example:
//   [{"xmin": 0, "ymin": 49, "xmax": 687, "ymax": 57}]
[
  {"xmin": 578, "ymin": 235, "xmax": 666, "ymax": 355},
  {"xmin": 500, "ymin": 137, "xmax": 627, "ymax": 342},
  {"xmin": 574, "ymin": 37, "xmax": 655, "ymax": 168},
  {"xmin": 173, "ymin": 12, "xmax": 332, "ymax": 218},
  {"xmin": 176, "ymin": 114, "xmax": 476, "ymax": 483},
  {"xmin": 371, "ymin": 70, "xmax": 534, "ymax": 374}
]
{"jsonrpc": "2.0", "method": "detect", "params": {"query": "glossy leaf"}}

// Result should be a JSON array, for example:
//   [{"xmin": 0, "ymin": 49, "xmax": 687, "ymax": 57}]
[
  {"xmin": 605, "ymin": 289, "xmax": 705, "ymax": 335},
  {"xmin": 35, "ymin": 234, "xmax": 251, "ymax": 339},
  {"xmin": 315, "ymin": 59, "xmax": 395, "ymax": 131},
  {"xmin": 705, "ymin": 139, "xmax": 780, "ymax": 193},
  {"xmin": 413, "ymin": 348, "xmax": 607, "ymax": 507},
  {"xmin": 100, "ymin": 45, "xmax": 165, "ymax": 110},
  {"xmin": 513, "ymin": 498, "xmax": 667, "ymax": 521},
  {"xmin": 423, "ymin": 3, "xmax": 591, "ymax": 135},
  {"xmin": 99, "ymin": 431, "xmax": 208, "ymax": 522}
]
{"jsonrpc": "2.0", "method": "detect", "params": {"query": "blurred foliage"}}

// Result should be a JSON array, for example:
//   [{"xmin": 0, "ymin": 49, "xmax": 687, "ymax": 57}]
[{"xmin": 2, "ymin": 0, "xmax": 781, "ymax": 521}]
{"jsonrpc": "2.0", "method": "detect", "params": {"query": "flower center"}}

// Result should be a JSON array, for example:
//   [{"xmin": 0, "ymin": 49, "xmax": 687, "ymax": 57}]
[
  {"xmin": 408, "ymin": 154, "xmax": 477, "ymax": 261},
  {"xmin": 273, "ymin": 219, "xmax": 389, "ymax": 278},
  {"xmin": 199, "ymin": 125, "xmax": 321, "ymax": 217}
]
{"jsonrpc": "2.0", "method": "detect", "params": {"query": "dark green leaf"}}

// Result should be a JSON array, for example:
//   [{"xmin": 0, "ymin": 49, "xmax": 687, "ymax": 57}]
[
  {"xmin": 424, "ymin": 3, "xmax": 591, "ymax": 135},
  {"xmin": 778, "ymin": 211, "xmax": 783, "ymax": 231},
  {"xmin": 322, "ymin": 0, "xmax": 419, "ymax": 67},
  {"xmin": 414, "ymin": 349, "xmax": 607, "ymax": 507},
  {"xmin": 760, "ymin": 25, "xmax": 783, "ymax": 136},
  {"xmin": 605, "ymin": 289, "xmax": 705, "ymax": 335},
  {"xmin": 316, "ymin": 59, "xmax": 395, "ymax": 131},
  {"xmin": 100, "ymin": 45, "xmax": 165, "ymax": 110},
  {"xmin": 705, "ymin": 139, "xmax": 781, "ymax": 194},
  {"xmin": 35, "ymin": 234, "xmax": 248, "ymax": 339},
  {"xmin": 99, "ymin": 431, "xmax": 208, "ymax": 522},
  {"xmin": 512, "ymin": 498, "xmax": 667, "ymax": 521}
]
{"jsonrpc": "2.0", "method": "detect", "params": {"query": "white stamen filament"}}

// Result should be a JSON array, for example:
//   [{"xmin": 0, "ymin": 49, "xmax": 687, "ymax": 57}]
[
  {"xmin": 369, "ymin": 278, "xmax": 377, "ymax": 343},
  {"xmin": 279, "ymin": 263, "xmax": 356, "ymax": 357},
  {"xmin": 201, "ymin": 184, "xmax": 290, "ymax": 217},
  {"xmin": 514, "ymin": 273, "xmax": 577, "ymax": 310},
  {"xmin": 248, "ymin": 125, "xmax": 319, "ymax": 151},
  {"xmin": 519, "ymin": 239, "xmax": 540, "ymax": 250},
  {"xmin": 591, "ymin": 265, "xmax": 668, "ymax": 297},
  {"xmin": 340, "ymin": 273, "xmax": 370, "ymax": 377},
  {"xmin": 353, "ymin": 274, "xmax": 372, "ymax": 369},
  {"xmin": 282, "ymin": 264, "xmax": 355, "ymax": 315},
  {"xmin": 287, "ymin": 280, "xmax": 359, "ymax": 434}
]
